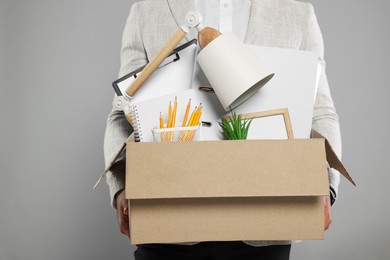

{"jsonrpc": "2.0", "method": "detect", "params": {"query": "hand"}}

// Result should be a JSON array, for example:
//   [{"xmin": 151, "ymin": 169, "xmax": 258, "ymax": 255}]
[
  {"xmin": 115, "ymin": 189, "xmax": 130, "ymax": 237},
  {"xmin": 324, "ymin": 195, "xmax": 332, "ymax": 231}
]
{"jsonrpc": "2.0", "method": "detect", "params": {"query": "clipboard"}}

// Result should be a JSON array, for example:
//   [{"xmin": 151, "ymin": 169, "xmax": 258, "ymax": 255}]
[{"xmin": 112, "ymin": 39, "xmax": 198, "ymax": 107}]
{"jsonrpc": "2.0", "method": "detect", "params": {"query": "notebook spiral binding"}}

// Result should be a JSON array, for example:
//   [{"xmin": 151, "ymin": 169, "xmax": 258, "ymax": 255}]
[{"xmin": 128, "ymin": 104, "xmax": 143, "ymax": 142}]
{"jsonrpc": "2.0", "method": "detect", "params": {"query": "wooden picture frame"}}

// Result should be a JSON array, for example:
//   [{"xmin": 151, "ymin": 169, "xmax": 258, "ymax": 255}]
[{"xmin": 236, "ymin": 108, "xmax": 294, "ymax": 140}]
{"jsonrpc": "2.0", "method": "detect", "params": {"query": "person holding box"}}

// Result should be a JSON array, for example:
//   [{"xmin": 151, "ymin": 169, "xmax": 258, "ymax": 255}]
[{"xmin": 104, "ymin": 0, "xmax": 340, "ymax": 259}]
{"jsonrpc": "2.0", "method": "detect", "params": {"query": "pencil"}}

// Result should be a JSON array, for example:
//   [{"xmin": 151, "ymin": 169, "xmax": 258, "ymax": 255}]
[
  {"xmin": 178, "ymin": 99, "xmax": 191, "ymax": 142},
  {"xmin": 159, "ymin": 112, "xmax": 164, "ymax": 128},
  {"xmin": 187, "ymin": 106, "xmax": 197, "ymax": 127},
  {"xmin": 193, "ymin": 103, "xmax": 202, "ymax": 126},
  {"xmin": 171, "ymin": 96, "xmax": 177, "ymax": 128},
  {"xmin": 159, "ymin": 112, "xmax": 166, "ymax": 142},
  {"xmin": 181, "ymin": 98, "xmax": 191, "ymax": 127},
  {"xmin": 167, "ymin": 101, "xmax": 172, "ymax": 128},
  {"xmin": 183, "ymin": 106, "xmax": 197, "ymax": 141},
  {"xmin": 188, "ymin": 104, "xmax": 202, "ymax": 141}
]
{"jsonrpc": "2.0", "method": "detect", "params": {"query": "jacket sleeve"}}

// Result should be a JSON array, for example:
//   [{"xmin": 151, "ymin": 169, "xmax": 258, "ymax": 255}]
[
  {"xmin": 103, "ymin": 2, "xmax": 148, "ymax": 208},
  {"xmin": 301, "ymin": 3, "xmax": 341, "ymax": 201}
]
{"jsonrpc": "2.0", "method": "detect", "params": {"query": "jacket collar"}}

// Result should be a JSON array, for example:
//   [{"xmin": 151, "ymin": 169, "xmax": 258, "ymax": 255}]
[{"xmin": 166, "ymin": 0, "xmax": 278, "ymax": 43}]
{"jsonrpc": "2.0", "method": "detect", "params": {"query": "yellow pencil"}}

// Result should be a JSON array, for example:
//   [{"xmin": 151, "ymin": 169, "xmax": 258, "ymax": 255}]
[
  {"xmin": 183, "ymin": 106, "xmax": 197, "ymax": 141},
  {"xmin": 187, "ymin": 104, "xmax": 202, "ymax": 141},
  {"xmin": 171, "ymin": 96, "xmax": 177, "ymax": 128},
  {"xmin": 166, "ymin": 101, "xmax": 173, "ymax": 141},
  {"xmin": 159, "ymin": 112, "xmax": 164, "ymax": 128},
  {"xmin": 167, "ymin": 101, "xmax": 172, "ymax": 128},
  {"xmin": 159, "ymin": 112, "xmax": 166, "ymax": 142},
  {"xmin": 187, "ymin": 106, "xmax": 197, "ymax": 127},
  {"xmin": 192, "ymin": 103, "xmax": 202, "ymax": 126},
  {"xmin": 181, "ymin": 98, "xmax": 191, "ymax": 127},
  {"xmin": 178, "ymin": 99, "xmax": 191, "ymax": 142}
]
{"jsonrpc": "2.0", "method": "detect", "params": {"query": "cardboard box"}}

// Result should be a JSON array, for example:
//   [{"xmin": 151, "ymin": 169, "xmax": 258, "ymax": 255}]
[{"xmin": 124, "ymin": 132, "xmax": 354, "ymax": 244}]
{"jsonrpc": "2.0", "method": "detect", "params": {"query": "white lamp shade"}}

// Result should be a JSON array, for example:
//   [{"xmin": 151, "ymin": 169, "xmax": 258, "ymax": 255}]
[{"xmin": 197, "ymin": 33, "xmax": 274, "ymax": 111}]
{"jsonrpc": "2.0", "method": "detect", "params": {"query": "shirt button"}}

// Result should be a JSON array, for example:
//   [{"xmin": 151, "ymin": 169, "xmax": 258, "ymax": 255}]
[{"xmin": 224, "ymin": 3, "xmax": 229, "ymax": 8}]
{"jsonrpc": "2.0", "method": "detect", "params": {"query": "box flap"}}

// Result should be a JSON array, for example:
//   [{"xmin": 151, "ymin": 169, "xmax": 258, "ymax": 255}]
[
  {"xmin": 126, "ymin": 139, "xmax": 329, "ymax": 200},
  {"xmin": 93, "ymin": 134, "xmax": 134, "ymax": 189},
  {"xmin": 311, "ymin": 130, "xmax": 356, "ymax": 186}
]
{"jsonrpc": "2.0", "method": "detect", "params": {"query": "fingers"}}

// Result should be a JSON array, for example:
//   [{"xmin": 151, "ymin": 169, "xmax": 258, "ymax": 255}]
[
  {"xmin": 123, "ymin": 205, "xmax": 129, "ymax": 216},
  {"xmin": 116, "ymin": 190, "xmax": 130, "ymax": 237},
  {"xmin": 118, "ymin": 207, "xmax": 130, "ymax": 236},
  {"xmin": 324, "ymin": 195, "xmax": 332, "ymax": 231}
]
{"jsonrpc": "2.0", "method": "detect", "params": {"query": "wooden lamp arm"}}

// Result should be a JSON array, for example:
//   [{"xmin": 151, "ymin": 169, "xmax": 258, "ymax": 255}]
[{"xmin": 125, "ymin": 27, "xmax": 188, "ymax": 97}]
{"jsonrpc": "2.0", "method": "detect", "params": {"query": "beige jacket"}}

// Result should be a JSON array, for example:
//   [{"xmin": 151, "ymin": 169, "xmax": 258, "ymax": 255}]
[{"xmin": 104, "ymin": 0, "xmax": 341, "ymax": 246}]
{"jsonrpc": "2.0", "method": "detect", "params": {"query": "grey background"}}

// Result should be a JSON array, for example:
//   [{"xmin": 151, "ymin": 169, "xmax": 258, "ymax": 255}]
[{"xmin": 0, "ymin": 0, "xmax": 389, "ymax": 259}]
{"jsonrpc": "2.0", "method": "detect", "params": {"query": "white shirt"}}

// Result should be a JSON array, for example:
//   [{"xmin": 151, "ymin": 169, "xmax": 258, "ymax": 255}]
[{"xmin": 194, "ymin": 0, "xmax": 251, "ymax": 41}]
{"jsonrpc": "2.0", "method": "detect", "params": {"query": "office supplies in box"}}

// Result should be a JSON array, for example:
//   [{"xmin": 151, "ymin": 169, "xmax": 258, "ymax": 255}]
[
  {"xmin": 95, "ymin": 120, "xmax": 355, "ymax": 243},
  {"xmin": 124, "ymin": 131, "xmax": 354, "ymax": 244},
  {"xmin": 95, "ymin": 43, "xmax": 355, "ymax": 244}
]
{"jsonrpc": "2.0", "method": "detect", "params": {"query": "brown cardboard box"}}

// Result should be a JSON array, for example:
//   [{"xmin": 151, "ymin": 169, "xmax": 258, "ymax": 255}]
[{"xmin": 124, "ymin": 132, "xmax": 354, "ymax": 244}]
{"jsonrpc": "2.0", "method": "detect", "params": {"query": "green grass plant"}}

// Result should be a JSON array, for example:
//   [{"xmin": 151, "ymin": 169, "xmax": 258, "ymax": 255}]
[{"xmin": 219, "ymin": 111, "xmax": 253, "ymax": 140}]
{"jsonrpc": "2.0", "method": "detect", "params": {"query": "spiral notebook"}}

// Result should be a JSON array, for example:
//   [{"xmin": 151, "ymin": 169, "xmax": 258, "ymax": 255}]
[{"xmin": 128, "ymin": 89, "xmax": 200, "ymax": 142}]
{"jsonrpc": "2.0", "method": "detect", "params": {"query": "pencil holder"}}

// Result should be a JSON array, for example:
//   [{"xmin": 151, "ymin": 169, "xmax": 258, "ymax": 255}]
[{"xmin": 152, "ymin": 123, "xmax": 201, "ymax": 142}]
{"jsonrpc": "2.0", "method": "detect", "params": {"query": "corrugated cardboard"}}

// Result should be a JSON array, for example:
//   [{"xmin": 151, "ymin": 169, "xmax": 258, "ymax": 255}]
[{"xmin": 125, "ymin": 136, "xmax": 354, "ymax": 244}]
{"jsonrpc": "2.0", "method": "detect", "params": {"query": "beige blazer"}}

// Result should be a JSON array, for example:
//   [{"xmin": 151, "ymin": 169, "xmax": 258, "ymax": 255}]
[{"xmin": 104, "ymin": 0, "xmax": 341, "ymax": 246}]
